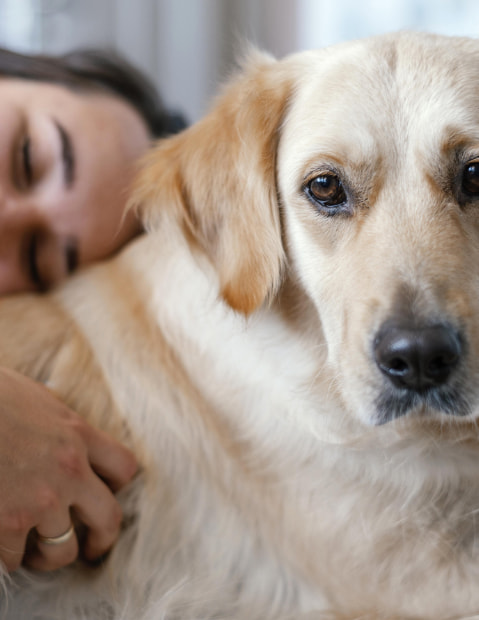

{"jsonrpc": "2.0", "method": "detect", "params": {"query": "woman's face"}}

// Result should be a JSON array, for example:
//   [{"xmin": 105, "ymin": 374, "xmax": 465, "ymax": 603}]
[{"xmin": 0, "ymin": 78, "xmax": 151, "ymax": 294}]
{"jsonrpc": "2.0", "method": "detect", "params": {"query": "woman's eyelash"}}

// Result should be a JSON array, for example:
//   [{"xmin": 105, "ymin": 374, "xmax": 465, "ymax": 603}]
[
  {"xmin": 28, "ymin": 232, "xmax": 45, "ymax": 291},
  {"xmin": 22, "ymin": 135, "xmax": 32, "ymax": 185}
]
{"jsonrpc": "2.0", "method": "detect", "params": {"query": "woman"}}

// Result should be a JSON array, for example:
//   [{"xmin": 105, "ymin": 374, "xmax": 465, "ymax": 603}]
[{"xmin": 0, "ymin": 46, "xmax": 186, "ymax": 572}]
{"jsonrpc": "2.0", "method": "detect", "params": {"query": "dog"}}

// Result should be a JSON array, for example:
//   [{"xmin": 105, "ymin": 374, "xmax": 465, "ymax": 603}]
[{"xmin": 3, "ymin": 30, "xmax": 479, "ymax": 619}]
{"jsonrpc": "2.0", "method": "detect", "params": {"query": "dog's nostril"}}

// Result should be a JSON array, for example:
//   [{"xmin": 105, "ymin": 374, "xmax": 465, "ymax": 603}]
[
  {"xmin": 388, "ymin": 357, "xmax": 409, "ymax": 373},
  {"xmin": 373, "ymin": 324, "xmax": 462, "ymax": 391}
]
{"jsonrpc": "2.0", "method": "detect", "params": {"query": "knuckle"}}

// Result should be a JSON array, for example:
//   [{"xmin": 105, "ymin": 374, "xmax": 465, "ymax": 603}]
[
  {"xmin": 108, "ymin": 502, "xmax": 123, "ymax": 533},
  {"xmin": 54, "ymin": 401, "xmax": 79, "ymax": 423},
  {"xmin": 35, "ymin": 486, "xmax": 61, "ymax": 514},
  {"xmin": 119, "ymin": 451, "xmax": 139, "ymax": 484},
  {"xmin": 66, "ymin": 415, "xmax": 89, "ymax": 440},
  {"xmin": 56, "ymin": 444, "xmax": 87, "ymax": 480},
  {"xmin": 100, "ymin": 502, "xmax": 123, "ymax": 540}
]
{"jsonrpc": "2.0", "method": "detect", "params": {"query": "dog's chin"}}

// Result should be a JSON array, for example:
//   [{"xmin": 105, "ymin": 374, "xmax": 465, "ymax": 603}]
[{"xmin": 372, "ymin": 385, "xmax": 472, "ymax": 426}]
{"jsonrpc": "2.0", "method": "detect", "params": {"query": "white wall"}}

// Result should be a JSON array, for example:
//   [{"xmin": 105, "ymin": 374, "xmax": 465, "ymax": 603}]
[
  {"xmin": 1, "ymin": 0, "xmax": 479, "ymax": 122},
  {"xmin": 296, "ymin": 0, "xmax": 479, "ymax": 50}
]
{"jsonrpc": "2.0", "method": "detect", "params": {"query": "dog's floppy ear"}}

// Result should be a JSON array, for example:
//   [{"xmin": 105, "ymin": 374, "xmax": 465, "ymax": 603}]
[{"xmin": 130, "ymin": 51, "xmax": 294, "ymax": 315}]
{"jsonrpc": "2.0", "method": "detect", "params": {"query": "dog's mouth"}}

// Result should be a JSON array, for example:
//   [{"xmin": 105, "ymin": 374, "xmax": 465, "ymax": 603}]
[{"xmin": 373, "ymin": 383, "xmax": 472, "ymax": 426}]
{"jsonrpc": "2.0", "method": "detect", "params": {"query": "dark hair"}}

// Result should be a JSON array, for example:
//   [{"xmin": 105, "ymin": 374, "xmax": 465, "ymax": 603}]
[{"xmin": 0, "ymin": 47, "xmax": 187, "ymax": 138}]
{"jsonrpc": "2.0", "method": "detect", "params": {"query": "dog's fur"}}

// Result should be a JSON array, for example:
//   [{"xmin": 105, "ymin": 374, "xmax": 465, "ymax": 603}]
[{"xmin": 3, "ymin": 31, "xmax": 479, "ymax": 619}]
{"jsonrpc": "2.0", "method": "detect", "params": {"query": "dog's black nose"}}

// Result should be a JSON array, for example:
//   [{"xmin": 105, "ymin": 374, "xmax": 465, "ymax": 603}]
[{"xmin": 374, "ymin": 324, "xmax": 462, "ymax": 391}]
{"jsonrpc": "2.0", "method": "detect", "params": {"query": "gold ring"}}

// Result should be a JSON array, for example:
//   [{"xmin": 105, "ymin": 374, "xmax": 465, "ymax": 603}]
[{"xmin": 36, "ymin": 523, "xmax": 75, "ymax": 546}]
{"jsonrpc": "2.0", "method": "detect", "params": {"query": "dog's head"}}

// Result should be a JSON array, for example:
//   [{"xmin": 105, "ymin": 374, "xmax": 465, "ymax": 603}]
[{"xmin": 131, "ymin": 32, "xmax": 479, "ymax": 427}]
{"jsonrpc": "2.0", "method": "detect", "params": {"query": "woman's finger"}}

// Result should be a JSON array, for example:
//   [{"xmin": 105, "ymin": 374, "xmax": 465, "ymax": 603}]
[
  {"xmin": 0, "ymin": 530, "xmax": 28, "ymax": 572},
  {"xmin": 25, "ymin": 512, "xmax": 78, "ymax": 571},
  {"xmin": 78, "ymin": 420, "xmax": 138, "ymax": 492},
  {"xmin": 72, "ymin": 472, "xmax": 124, "ymax": 562}
]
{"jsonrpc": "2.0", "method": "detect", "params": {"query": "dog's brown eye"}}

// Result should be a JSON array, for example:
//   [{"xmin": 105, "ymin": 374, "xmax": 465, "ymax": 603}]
[
  {"xmin": 462, "ymin": 161, "xmax": 479, "ymax": 196},
  {"xmin": 306, "ymin": 173, "xmax": 347, "ymax": 212}
]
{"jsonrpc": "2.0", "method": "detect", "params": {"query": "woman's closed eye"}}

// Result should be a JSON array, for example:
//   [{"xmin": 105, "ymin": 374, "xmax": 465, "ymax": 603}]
[
  {"xmin": 25, "ymin": 231, "xmax": 79, "ymax": 292},
  {"xmin": 14, "ymin": 131, "xmax": 35, "ymax": 190},
  {"xmin": 28, "ymin": 232, "xmax": 45, "ymax": 291},
  {"xmin": 22, "ymin": 135, "xmax": 33, "ymax": 186}
]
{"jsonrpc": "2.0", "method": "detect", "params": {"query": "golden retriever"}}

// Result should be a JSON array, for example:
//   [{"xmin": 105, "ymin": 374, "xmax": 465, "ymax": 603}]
[{"xmin": 3, "ymin": 30, "xmax": 479, "ymax": 619}]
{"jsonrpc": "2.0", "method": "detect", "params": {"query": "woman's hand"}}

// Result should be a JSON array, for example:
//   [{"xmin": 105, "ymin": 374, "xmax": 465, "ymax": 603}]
[{"xmin": 0, "ymin": 367, "xmax": 138, "ymax": 572}]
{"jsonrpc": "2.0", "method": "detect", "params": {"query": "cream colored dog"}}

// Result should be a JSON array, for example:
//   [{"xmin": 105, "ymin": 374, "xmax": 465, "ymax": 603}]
[{"xmin": 3, "ymin": 31, "xmax": 479, "ymax": 619}]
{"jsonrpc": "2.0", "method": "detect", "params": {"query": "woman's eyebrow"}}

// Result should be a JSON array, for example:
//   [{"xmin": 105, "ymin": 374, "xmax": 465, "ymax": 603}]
[{"xmin": 54, "ymin": 120, "xmax": 75, "ymax": 188}]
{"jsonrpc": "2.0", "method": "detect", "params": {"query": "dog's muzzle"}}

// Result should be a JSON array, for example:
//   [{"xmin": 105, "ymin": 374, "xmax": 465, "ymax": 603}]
[{"xmin": 372, "ymin": 322, "xmax": 469, "ymax": 424}]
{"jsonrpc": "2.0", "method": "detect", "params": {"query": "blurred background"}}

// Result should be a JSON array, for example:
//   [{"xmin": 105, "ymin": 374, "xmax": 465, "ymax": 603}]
[{"xmin": 1, "ymin": 0, "xmax": 479, "ymax": 123}]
